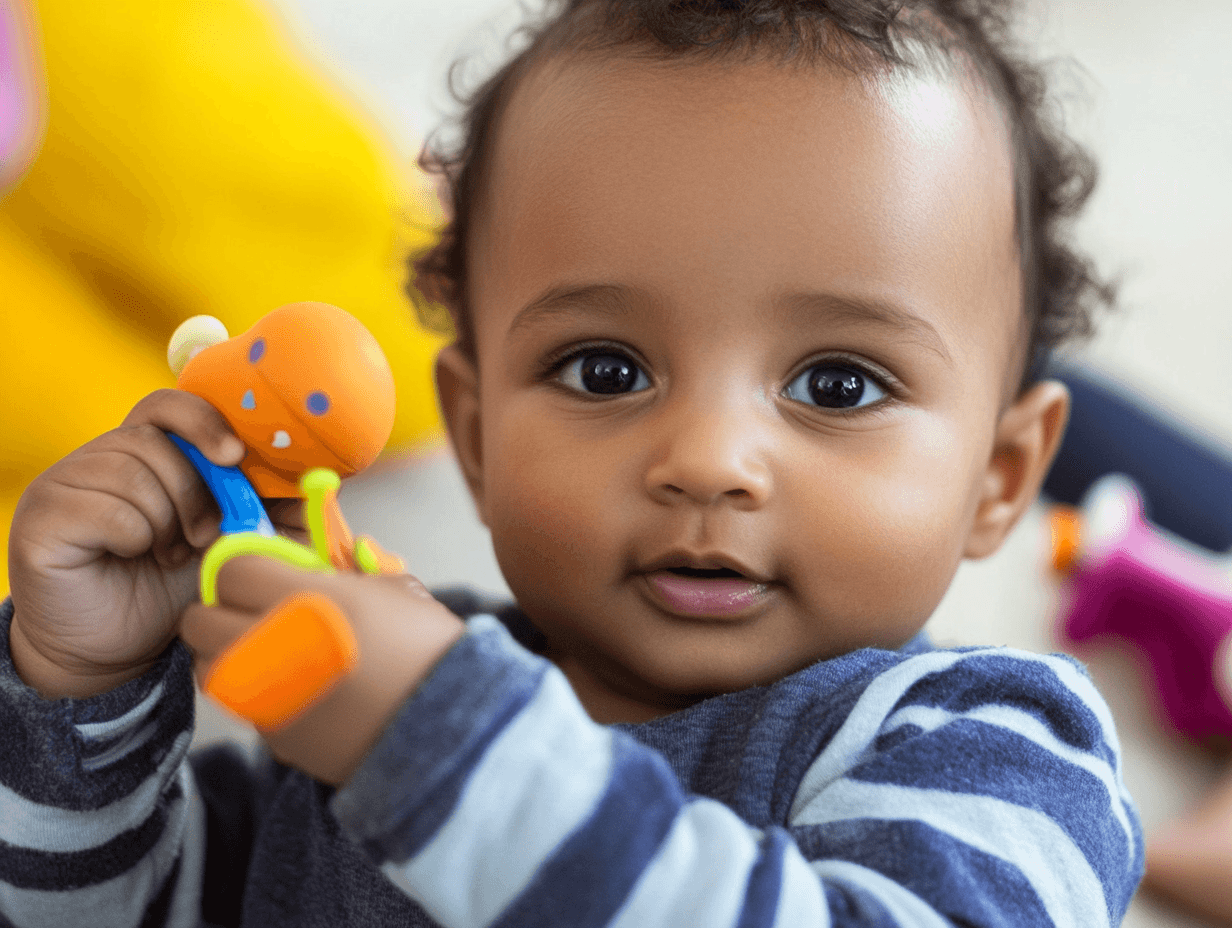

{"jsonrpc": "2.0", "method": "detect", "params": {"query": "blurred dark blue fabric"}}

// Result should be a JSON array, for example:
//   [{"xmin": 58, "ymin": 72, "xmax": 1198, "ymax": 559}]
[{"xmin": 1044, "ymin": 364, "xmax": 1232, "ymax": 552}]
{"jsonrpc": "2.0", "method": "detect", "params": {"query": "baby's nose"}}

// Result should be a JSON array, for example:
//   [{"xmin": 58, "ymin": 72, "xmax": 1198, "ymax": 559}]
[{"xmin": 643, "ymin": 398, "xmax": 771, "ymax": 508}]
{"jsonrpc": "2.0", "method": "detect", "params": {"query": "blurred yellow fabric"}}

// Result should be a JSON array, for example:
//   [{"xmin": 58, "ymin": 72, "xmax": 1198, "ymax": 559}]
[{"xmin": 0, "ymin": 0, "xmax": 449, "ymax": 593}]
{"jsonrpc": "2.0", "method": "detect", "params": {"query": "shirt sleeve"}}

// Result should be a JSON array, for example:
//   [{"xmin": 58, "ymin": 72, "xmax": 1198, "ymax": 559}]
[
  {"xmin": 330, "ymin": 615, "xmax": 1143, "ymax": 928},
  {"xmin": 0, "ymin": 598, "xmax": 207, "ymax": 928},
  {"xmin": 783, "ymin": 646, "xmax": 1144, "ymax": 927}
]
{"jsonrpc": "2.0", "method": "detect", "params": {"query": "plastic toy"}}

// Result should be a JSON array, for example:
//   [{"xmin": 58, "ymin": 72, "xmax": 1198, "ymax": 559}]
[
  {"xmin": 168, "ymin": 303, "xmax": 406, "ymax": 730},
  {"xmin": 172, "ymin": 303, "xmax": 397, "ymax": 498},
  {"xmin": 1051, "ymin": 474, "xmax": 1232, "ymax": 742}
]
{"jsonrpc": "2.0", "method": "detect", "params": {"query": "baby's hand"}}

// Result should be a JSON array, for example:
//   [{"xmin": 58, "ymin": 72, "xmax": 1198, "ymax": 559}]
[
  {"xmin": 180, "ymin": 556, "xmax": 466, "ymax": 785},
  {"xmin": 8, "ymin": 390, "xmax": 246, "ymax": 699}
]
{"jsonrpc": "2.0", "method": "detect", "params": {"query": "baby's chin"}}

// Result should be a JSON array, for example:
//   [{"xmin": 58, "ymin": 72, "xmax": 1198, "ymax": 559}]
[{"xmin": 593, "ymin": 639, "xmax": 835, "ymax": 711}]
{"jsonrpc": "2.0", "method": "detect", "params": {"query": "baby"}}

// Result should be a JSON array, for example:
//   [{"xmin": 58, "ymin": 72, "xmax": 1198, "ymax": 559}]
[{"xmin": 0, "ymin": 1, "xmax": 1143, "ymax": 926}]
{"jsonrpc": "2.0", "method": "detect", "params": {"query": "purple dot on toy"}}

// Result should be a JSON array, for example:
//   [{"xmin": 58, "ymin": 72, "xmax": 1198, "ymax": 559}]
[
  {"xmin": 306, "ymin": 391, "xmax": 330, "ymax": 416},
  {"xmin": 241, "ymin": 389, "xmax": 256, "ymax": 410},
  {"xmin": 249, "ymin": 338, "xmax": 265, "ymax": 363}
]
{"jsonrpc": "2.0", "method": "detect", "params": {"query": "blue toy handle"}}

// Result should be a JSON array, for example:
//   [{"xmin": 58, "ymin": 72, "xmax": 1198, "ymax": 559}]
[{"xmin": 168, "ymin": 433, "xmax": 275, "ymax": 537}]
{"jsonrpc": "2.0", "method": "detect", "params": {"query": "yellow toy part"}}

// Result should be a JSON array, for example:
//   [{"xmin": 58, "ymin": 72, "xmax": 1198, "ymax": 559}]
[{"xmin": 0, "ymin": 0, "xmax": 449, "ymax": 593}]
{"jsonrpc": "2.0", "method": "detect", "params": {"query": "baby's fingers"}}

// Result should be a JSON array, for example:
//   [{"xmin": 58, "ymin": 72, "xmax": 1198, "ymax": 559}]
[
  {"xmin": 265, "ymin": 498, "xmax": 309, "ymax": 544},
  {"xmin": 180, "ymin": 601, "xmax": 258, "ymax": 681},
  {"xmin": 16, "ymin": 445, "xmax": 189, "ymax": 572},
  {"xmin": 122, "ymin": 388, "xmax": 244, "ymax": 468},
  {"xmin": 82, "ymin": 426, "xmax": 222, "ymax": 557}
]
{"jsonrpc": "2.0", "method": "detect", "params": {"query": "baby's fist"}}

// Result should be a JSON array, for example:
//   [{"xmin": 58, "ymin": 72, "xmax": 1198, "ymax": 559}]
[{"xmin": 181, "ymin": 556, "xmax": 465, "ymax": 784}]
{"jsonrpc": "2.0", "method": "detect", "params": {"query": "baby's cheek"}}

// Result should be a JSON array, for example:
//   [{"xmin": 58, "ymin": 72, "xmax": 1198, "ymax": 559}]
[
  {"xmin": 788, "ymin": 459, "xmax": 970, "ymax": 632},
  {"xmin": 485, "ymin": 431, "xmax": 622, "ymax": 594}
]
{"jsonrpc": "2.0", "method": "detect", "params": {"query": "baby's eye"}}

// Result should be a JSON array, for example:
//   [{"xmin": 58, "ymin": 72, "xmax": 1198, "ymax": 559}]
[
  {"xmin": 558, "ymin": 351, "xmax": 650, "ymax": 395},
  {"xmin": 784, "ymin": 363, "xmax": 886, "ymax": 410}
]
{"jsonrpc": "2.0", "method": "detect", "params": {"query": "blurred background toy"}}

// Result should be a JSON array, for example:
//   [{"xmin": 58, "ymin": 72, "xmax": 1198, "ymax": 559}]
[
  {"xmin": 1050, "ymin": 475, "xmax": 1232, "ymax": 744},
  {"xmin": 1044, "ymin": 361, "xmax": 1232, "ymax": 743},
  {"xmin": 0, "ymin": 0, "xmax": 42, "ymax": 191},
  {"xmin": 1042, "ymin": 362, "xmax": 1232, "ymax": 924},
  {"xmin": 1045, "ymin": 363, "xmax": 1232, "ymax": 553},
  {"xmin": 0, "ymin": 0, "xmax": 449, "ymax": 594}
]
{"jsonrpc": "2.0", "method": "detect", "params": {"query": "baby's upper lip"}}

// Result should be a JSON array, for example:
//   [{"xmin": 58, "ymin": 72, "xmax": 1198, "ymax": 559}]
[{"xmin": 638, "ymin": 549, "xmax": 771, "ymax": 585}]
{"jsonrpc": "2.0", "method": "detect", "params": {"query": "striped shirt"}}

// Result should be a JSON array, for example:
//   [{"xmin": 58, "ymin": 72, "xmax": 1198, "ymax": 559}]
[{"xmin": 0, "ymin": 591, "xmax": 1143, "ymax": 927}]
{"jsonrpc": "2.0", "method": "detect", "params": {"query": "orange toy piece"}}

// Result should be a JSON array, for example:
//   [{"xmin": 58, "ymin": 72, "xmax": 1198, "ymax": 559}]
[
  {"xmin": 1049, "ymin": 504, "xmax": 1083, "ymax": 574},
  {"xmin": 174, "ymin": 302, "xmax": 396, "ymax": 498},
  {"xmin": 202, "ymin": 591, "xmax": 359, "ymax": 731}
]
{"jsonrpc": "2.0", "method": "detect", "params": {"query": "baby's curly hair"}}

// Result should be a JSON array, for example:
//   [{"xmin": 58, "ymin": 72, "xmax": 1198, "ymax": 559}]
[{"xmin": 410, "ymin": 0, "xmax": 1114, "ymax": 392}]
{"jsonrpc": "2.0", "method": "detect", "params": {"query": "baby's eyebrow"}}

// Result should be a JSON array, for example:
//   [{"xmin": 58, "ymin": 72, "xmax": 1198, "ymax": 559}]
[
  {"xmin": 780, "ymin": 291, "xmax": 954, "ymax": 366},
  {"xmin": 508, "ymin": 283, "xmax": 954, "ymax": 366},
  {"xmin": 507, "ymin": 283, "xmax": 643, "ymax": 338}
]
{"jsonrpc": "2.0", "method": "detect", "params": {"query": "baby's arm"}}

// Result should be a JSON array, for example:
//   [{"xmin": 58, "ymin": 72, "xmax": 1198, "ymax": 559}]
[
  {"xmin": 0, "ymin": 599, "xmax": 204, "ymax": 928},
  {"xmin": 782, "ymin": 649, "xmax": 1144, "ymax": 926},
  {"xmin": 0, "ymin": 389, "xmax": 263, "ymax": 928},
  {"xmin": 329, "ymin": 621, "xmax": 1143, "ymax": 927}
]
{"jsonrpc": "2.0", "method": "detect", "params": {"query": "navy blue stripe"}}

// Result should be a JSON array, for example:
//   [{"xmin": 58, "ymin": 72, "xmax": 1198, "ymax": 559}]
[
  {"xmin": 0, "ymin": 779, "xmax": 181, "ymax": 890},
  {"xmin": 823, "ymin": 876, "xmax": 898, "ymax": 928},
  {"xmin": 796, "ymin": 818, "xmax": 1053, "ymax": 926},
  {"xmin": 492, "ymin": 733, "xmax": 684, "ymax": 928},
  {"xmin": 335, "ymin": 621, "xmax": 550, "ymax": 863},
  {"xmin": 861, "ymin": 717, "xmax": 1133, "ymax": 881},
  {"xmin": 623, "ymin": 647, "xmax": 907, "ymax": 825},
  {"xmin": 894, "ymin": 652, "xmax": 1109, "ymax": 758},
  {"xmin": 192, "ymin": 745, "xmax": 256, "ymax": 928},
  {"xmin": 735, "ymin": 827, "xmax": 789, "ymax": 928}
]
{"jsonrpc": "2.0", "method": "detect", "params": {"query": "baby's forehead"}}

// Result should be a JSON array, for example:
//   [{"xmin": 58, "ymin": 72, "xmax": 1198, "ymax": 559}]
[{"xmin": 474, "ymin": 48, "xmax": 1025, "ymax": 391}]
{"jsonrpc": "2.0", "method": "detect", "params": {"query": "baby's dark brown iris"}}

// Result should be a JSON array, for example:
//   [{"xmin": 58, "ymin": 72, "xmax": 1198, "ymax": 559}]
[
  {"xmin": 809, "ymin": 367, "xmax": 864, "ymax": 408},
  {"xmin": 581, "ymin": 354, "xmax": 639, "ymax": 393}
]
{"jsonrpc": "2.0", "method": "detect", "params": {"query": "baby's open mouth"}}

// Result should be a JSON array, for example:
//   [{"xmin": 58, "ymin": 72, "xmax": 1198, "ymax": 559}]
[
  {"xmin": 644, "ymin": 566, "xmax": 771, "ymax": 618},
  {"xmin": 664, "ymin": 566, "xmax": 745, "ymax": 580}
]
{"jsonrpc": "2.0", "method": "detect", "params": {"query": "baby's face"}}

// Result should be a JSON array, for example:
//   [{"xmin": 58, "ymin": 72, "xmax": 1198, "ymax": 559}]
[{"xmin": 446, "ymin": 52, "xmax": 1027, "ymax": 721}]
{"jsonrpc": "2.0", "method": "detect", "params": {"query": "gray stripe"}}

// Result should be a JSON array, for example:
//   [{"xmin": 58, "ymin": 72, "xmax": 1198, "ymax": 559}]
[
  {"xmin": 0, "ymin": 763, "xmax": 202, "ymax": 928},
  {"xmin": 0, "ymin": 729, "xmax": 192, "ymax": 853}
]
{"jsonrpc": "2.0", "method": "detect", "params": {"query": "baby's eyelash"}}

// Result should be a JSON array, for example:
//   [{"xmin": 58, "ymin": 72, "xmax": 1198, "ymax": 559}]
[
  {"xmin": 802, "ymin": 353, "xmax": 898, "ymax": 389},
  {"xmin": 782, "ymin": 353, "xmax": 903, "ymax": 415},
  {"xmin": 538, "ymin": 341, "xmax": 641, "ymax": 380}
]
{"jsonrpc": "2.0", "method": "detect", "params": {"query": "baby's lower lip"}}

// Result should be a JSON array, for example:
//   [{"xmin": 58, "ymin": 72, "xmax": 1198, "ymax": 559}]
[{"xmin": 643, "ymin": 570, "xmax": 771, "ymax": 618}]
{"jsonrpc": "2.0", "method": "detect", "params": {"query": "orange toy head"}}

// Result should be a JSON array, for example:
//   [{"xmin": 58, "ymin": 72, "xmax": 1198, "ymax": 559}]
[{"xmin": 172, "ymin": 303, "xmax": 396, "ymax": 497}]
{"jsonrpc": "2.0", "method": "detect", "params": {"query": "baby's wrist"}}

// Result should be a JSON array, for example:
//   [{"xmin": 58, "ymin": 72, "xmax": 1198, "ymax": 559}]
[
  {"xmin": 8, "ymin": 616, "xmax": 152, "ymax": 699},
  {"xmin": 258, "ymin": 596, "xmax": 467, "ymax": 786}
]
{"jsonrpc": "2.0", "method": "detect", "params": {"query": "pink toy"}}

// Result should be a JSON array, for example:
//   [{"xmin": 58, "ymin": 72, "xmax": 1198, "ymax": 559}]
[
  {"xmin": 1, "ymin": 0, "xmax": 38, "ymax": 180},
  {"xmin": 1053, "ymin": 475, "xmax": 1232, "ymax": 742}
]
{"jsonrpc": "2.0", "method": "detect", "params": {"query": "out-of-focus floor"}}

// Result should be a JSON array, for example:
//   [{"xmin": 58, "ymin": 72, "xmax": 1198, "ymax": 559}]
[{"xmin": 197, "ymin": 2, "xmax": 1232, "ymax": 924}]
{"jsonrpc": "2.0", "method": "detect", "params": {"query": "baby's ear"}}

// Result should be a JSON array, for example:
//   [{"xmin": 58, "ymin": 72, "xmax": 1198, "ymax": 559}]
[
  {"xmin": 435, "ymin": 346, "xmax": 487, "ymax": 525},
  {"xmin": 964, "ymin": 379, "xmax": 1070, "ymax": 559}
]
